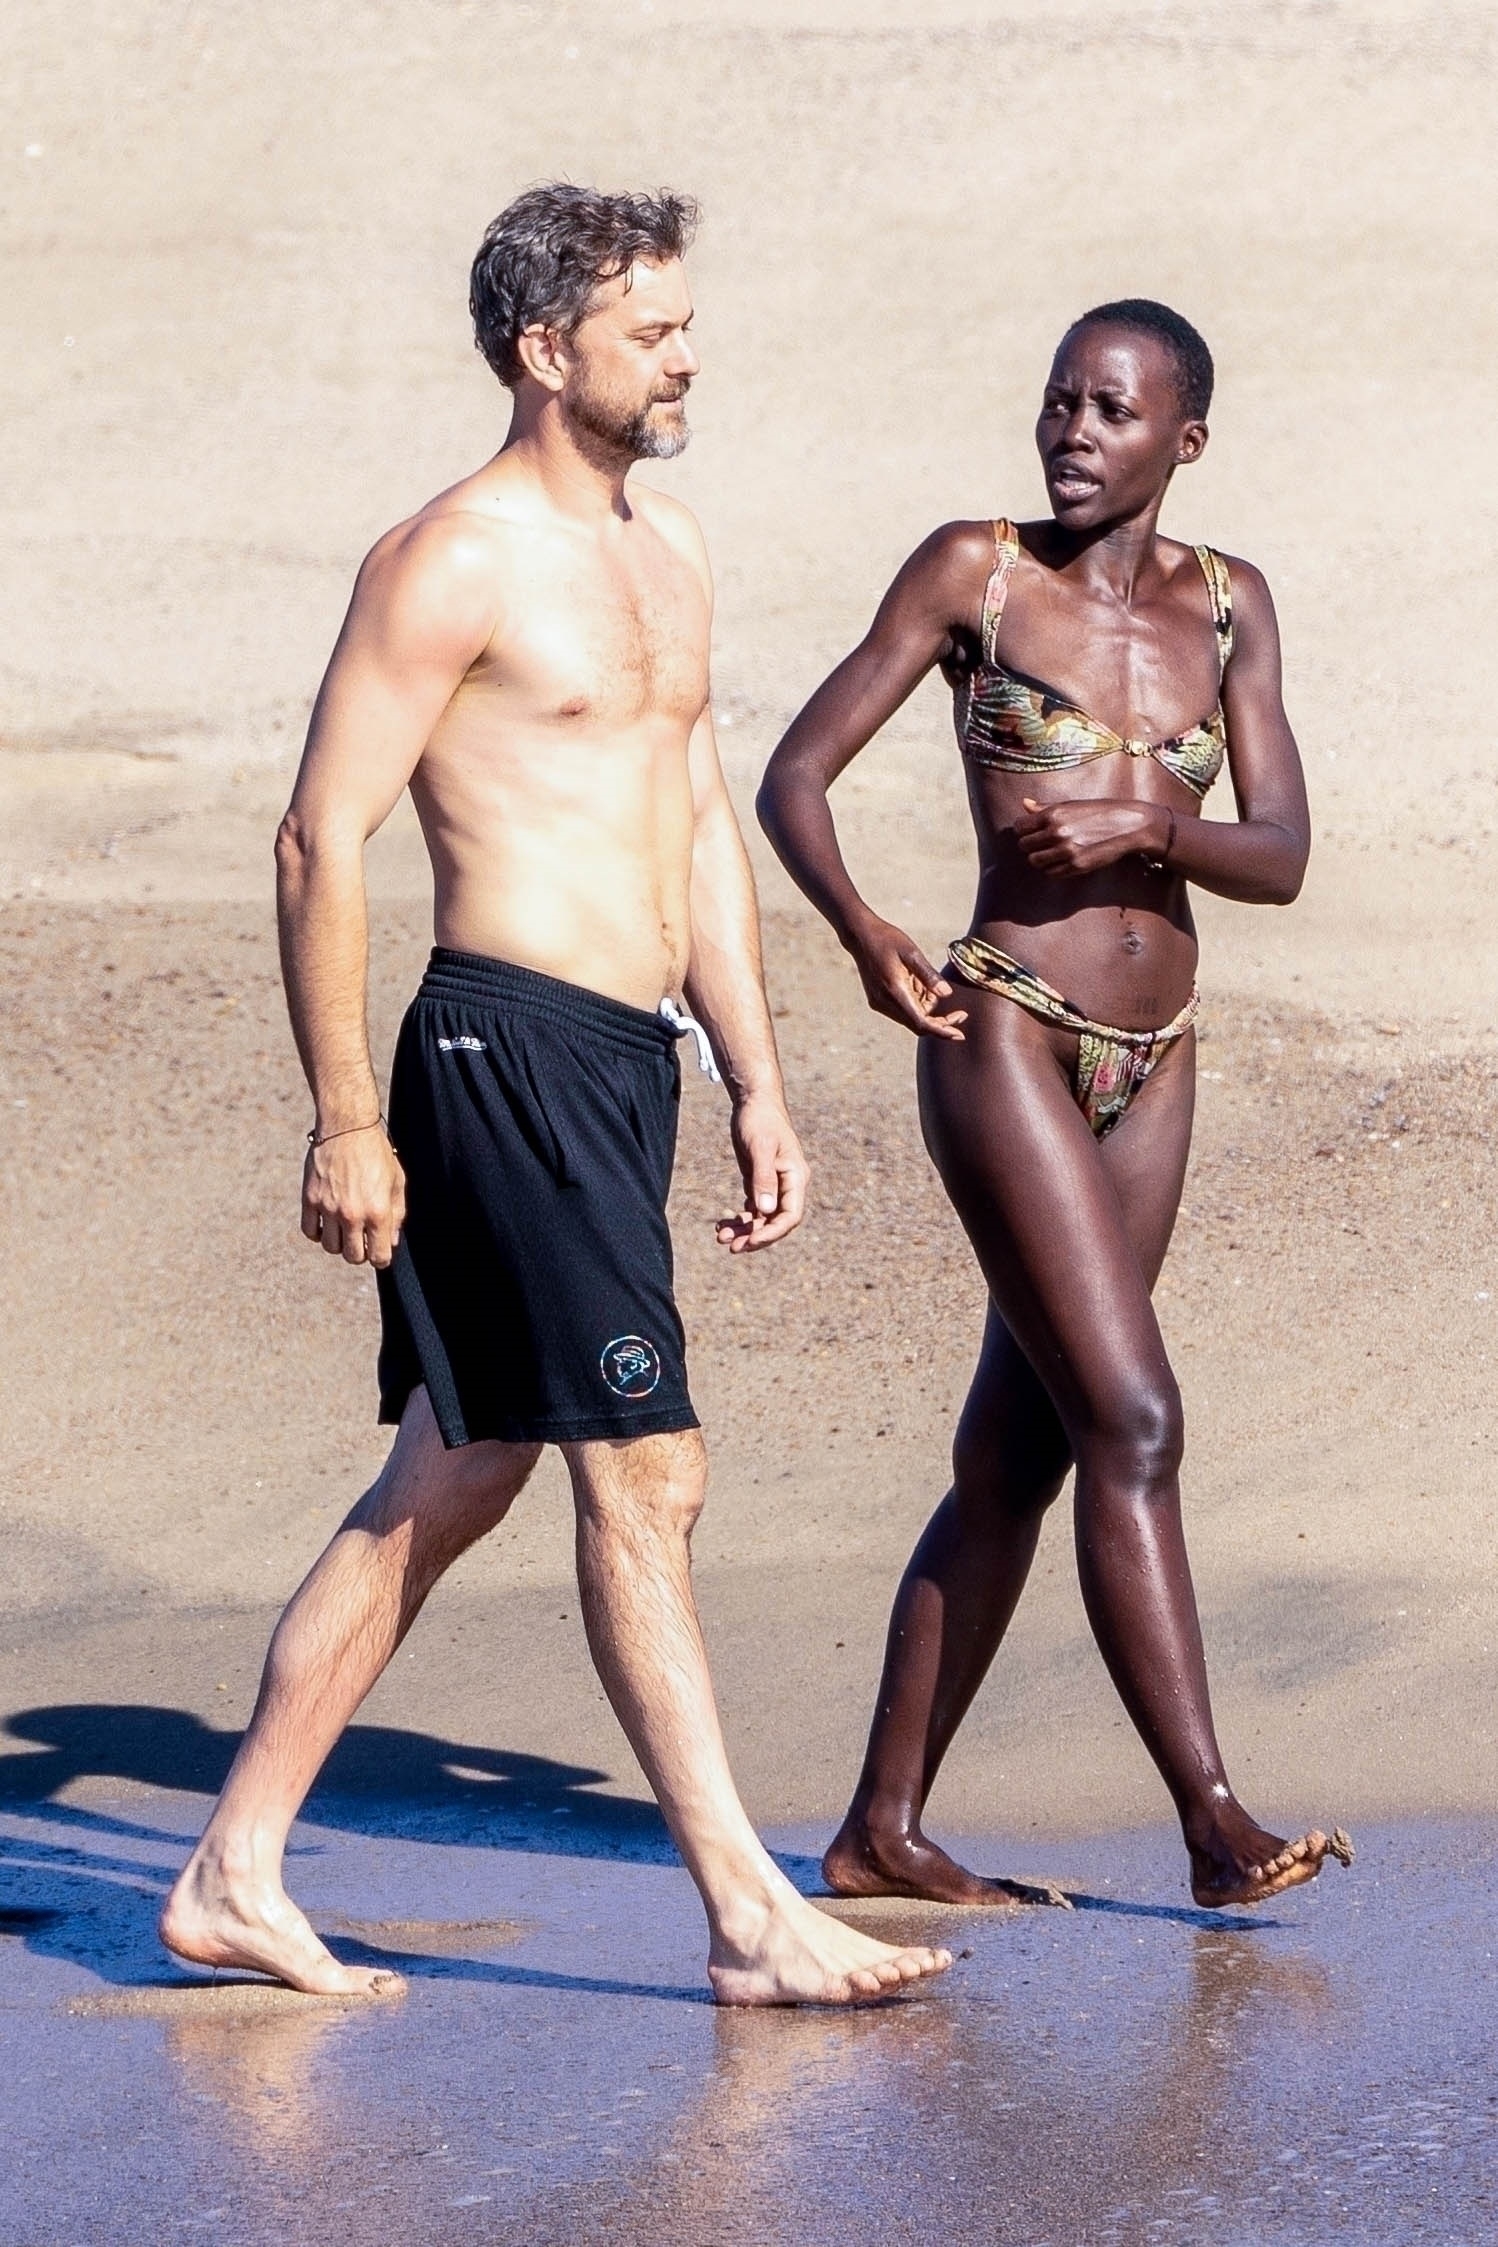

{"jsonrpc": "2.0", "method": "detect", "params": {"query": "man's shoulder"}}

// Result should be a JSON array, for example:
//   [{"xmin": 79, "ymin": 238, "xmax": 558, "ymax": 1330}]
[
  {"xmin": 358, "ymin": 486, "xmax": 540, "ymax": 619},
  {"xmin": 364, "ymin": 490, "xmax": 515, "ymax": 581},
  {"xmin": 345, "ymin": 503, "xmax": 514, "ymax": 661}
]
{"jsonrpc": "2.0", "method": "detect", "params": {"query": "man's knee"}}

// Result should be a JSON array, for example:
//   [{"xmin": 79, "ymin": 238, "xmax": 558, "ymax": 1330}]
[
  {"xmin": 570, "ymin": 1428, "xmax": 708, "ymax": 1543},
  {"xmin": 350, "ymin": 1433, "xmax": 542, "ymax": 1551}
]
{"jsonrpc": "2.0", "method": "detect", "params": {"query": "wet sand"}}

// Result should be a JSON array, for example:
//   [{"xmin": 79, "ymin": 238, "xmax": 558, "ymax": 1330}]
[
  {"xmin": 3, "ymin": 1779, "xmax": 1494, "ymax": 2246},
  {"xmin": 4, "ymin": 1, "xmax": 1498, "ymax": 2240}
]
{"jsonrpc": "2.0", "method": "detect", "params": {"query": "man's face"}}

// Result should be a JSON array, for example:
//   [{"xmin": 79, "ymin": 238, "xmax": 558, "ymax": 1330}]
[{"xmin": 560, "ymin": 257, "xmax": 699, "ymax": 461}]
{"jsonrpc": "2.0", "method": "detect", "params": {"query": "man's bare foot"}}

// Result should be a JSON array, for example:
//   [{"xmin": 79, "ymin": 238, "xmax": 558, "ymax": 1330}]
[
  {"xmin": 159, "ymin": 1853, "xmax": 406, "ymax": 1999},
  {"xmin": 708, "ymin": 1888, "xmax": 952, "ymax": 2006},
  {"xmin": 822, "ymin": 1818, "xmax": 1072, "ymax": 1911},
  {"xmin": 1189, "ymin": 1804, "xmax": 1355, "ymax": 1908}
]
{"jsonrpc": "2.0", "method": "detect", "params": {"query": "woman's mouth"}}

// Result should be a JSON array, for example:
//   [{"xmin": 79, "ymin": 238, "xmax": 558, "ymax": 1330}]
[{"xmin": 1048, "ymin": 463, "xmax": 1100, "ymax": 501}]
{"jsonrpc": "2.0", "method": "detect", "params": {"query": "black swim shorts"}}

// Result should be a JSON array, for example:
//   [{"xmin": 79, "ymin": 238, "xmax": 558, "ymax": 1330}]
[{"xmin": 376, "ymin": 949, "xmax": 700, "ymax": 1447}]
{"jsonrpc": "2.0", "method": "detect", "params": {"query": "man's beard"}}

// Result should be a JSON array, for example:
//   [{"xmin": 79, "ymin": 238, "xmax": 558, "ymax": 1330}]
[{"xmin": 566, "ymin": 376, "xmax": 691, "ymax": 463}]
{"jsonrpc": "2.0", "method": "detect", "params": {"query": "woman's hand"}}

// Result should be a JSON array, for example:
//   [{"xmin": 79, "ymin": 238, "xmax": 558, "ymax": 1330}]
[
  {"xmin": 844, "ymin": 914, "xmax": 967, "ymax": 1039},
  {"xmin": 1015, "ymin": 796, "xmax": 1171, "ymax": 878}
]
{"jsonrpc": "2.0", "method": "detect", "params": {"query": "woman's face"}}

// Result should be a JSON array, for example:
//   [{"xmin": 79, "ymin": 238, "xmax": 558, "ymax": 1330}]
[{"xmin": 1034, "ymin": 324, "xmax": 1206, "ymax": 530}]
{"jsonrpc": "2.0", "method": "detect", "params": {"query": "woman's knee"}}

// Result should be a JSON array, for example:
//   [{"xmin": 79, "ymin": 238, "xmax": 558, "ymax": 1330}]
[
  {"xmin": 1076, "ymin": 1379, "xmax": 1184, "ymax": 1492},
  {"xmin": 951, "ymin": 1401, "xmax": 1071, "ymax": 1518}
]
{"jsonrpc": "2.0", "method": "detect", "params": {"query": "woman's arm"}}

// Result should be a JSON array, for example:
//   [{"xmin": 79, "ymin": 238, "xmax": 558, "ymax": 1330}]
[
  {"xmin": 757, "ymin": 522, "xmax": 992, "ymax": 1037},
  {"xmin": 1014, "ymin": 562, "xmax": 1311, "ymax": 905}
]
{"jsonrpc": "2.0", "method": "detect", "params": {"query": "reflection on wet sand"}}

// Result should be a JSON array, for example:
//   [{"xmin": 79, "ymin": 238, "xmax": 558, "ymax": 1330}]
[
  {"xmin": 554, "ymin": 1912, "xmax": 1336, "ymax": 2245},
  {"xmin": 24, "ymin": 1826, "xmax": 1491, "ymax": 2246},
  {"xmin": 145, "ymin": 1907, "xmax": 1335, "ymax": 2245},
  {"xmin": 165, "ymin": 1999, "xmax": 345, "ymax": 2168},
  {"xmin": 672, "ymin": 1998, "xmax": 959, "ymax": 2231},
  {"xmin": 1056, "ymin": 1930, "xmax": 1336, "ymax": 2235}
]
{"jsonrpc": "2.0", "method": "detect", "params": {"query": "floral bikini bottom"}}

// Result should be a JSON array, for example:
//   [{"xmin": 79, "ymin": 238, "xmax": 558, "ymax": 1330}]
[{"xmin": 946, "ymin": 936, "xmax": 1200, "ymax": 1140}]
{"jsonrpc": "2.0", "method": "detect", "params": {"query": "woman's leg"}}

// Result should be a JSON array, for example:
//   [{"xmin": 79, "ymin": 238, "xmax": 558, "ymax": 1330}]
[
  {"xmin": 1084, "ymin": 1039, "xmax": 1346, "ymax": 1899},
  {"xmin": 829, "ymin": 997, "xmax": 1343, "ymax": 1906},
  {"xmin": 823, "ymin": 1309, "xmax": 1074, "ymax": 1903},
  {"xmin": 826, "ymin": 1003, "xmax": 1096, "ymax": 1904}
]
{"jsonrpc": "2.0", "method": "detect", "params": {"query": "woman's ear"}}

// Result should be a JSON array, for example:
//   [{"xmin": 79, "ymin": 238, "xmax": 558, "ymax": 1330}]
[{"xmin": 1176, "ymin": 419, "xmax": 1209, "ymax": 467}]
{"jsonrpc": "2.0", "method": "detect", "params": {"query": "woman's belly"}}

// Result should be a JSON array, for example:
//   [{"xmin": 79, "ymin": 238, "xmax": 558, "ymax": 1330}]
[{"xmin": 968, "ymin": 862, "xmax": 1198, "ymax": 1031}]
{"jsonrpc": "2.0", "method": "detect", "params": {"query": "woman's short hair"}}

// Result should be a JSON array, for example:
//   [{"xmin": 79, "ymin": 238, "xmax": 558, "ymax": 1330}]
[
  {"xmin": 469, "ymin": 182, "xmax": 700, "ymax": 389},
  {"xmin": 1070, "ymin": 299, "xmax": 1214, "ymax": 420}
]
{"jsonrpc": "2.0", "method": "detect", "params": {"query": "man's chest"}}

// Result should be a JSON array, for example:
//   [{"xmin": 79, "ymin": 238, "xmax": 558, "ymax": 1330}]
[{"xmin": 473, "ymin": 538, "xmax": 709, "ymax": 726}]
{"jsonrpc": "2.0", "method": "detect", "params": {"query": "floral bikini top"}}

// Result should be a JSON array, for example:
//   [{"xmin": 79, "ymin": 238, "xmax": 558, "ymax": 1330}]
[{"xmin": 956, "ymin": 519, "xmax": 1234, "ymax": 800}]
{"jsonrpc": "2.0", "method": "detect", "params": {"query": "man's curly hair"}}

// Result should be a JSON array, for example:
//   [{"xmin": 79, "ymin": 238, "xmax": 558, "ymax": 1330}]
[{"xmin": 469, "ymin": 183, "xmax": 700, "ymax": 390}]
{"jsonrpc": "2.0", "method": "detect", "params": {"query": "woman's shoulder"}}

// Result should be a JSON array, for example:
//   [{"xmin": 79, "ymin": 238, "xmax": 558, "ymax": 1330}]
[
  {"xmin": 891, "ymin": 520, "xmax": 1008, "ymax": 615},
  {"xmin": 919, "ymin": 517, "xmax": 1008, "ymax": 567},
  {"xmin": 1170, "ymin": 535, "xmax": 1269, "ymax": 593}
]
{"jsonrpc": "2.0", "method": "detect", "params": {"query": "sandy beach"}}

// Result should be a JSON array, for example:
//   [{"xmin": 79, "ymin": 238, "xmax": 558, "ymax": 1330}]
[{"xmin": 3, "ymin": 3, "xmax": 1497, "ymax": 2238}]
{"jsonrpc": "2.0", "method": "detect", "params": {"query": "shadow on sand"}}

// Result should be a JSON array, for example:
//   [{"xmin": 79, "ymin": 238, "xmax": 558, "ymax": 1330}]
[
  {"xmin": 0, "ymin": 1700, "xmax": 676, "ymax": 1855},
  {"xmin": 0, "ymin": 1703, "xmax": 1269, "ymax": 1990},
  {"xmin": 0, "ymin": 1701, "xmax": 716, "ymax": 1991}
]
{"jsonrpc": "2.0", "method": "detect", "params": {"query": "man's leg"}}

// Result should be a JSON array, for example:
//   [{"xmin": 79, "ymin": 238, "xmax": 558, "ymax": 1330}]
[
  {"xmin": 160, "ymin": 1388, "xmax": 541, "ymax": 1994},
  {"xmin": 564, "ymin": 1429, "xmax": 951, "ymax": 2005}
]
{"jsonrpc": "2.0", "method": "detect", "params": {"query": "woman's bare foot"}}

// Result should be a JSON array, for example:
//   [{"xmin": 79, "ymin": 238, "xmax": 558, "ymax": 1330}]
[
  {"xmin": 708, "ymin": 1888, "xmax": 952, "ymax": 2006},
  {"xmin": 1188, "ymin": 1802, "xmax": 1355, "ymax": 1908},
  {"xmin": 159, "ymin": 1851, "xmax": 406, "ymax": 1999},
  {"xmin": 822, "ymin": 1818, "xmax": 1071, "ymax": 1910}
]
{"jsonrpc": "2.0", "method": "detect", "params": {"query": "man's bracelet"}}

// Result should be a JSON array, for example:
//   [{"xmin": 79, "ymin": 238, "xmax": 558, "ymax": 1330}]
[{"xmin": 307, "ymin": 1115, "xmax": 387, "ymax": 1149}]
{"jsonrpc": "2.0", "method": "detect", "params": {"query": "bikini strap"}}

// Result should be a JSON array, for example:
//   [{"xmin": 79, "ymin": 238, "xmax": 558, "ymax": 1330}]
[
  {"xmin": 1195, "ymin": 544, "xmax": 1234, "ymax": 673},
  {"xmin": 980, "ymin": 519, "xmax": 1021, "ymax": 664}
]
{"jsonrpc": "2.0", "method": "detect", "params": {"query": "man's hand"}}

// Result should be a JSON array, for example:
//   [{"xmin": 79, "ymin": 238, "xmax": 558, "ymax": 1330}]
[
  {"xmin": 844, "ymin": 915, "xmax": 967, "ymax": 1040},
  {"xmin": 300, "ymin": 1125, "xmax": 407, "ymax": 1267},
  {"xmin": 1015, "ymin": 796, "xmax": 1171, "ymax": 878},
  {"xmin": 714, "ymin": 1093, "xmax": 810, "ymax": 1254}
]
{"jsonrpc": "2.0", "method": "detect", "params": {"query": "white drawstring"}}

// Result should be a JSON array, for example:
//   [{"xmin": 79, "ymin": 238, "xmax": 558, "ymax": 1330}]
[{"xmin": 658, "ymin": 996, "xmax": 722, "ymax": 1084}]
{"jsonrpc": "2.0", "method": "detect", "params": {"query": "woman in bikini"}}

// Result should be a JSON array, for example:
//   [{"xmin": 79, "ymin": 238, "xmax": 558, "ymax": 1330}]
[{"xmin": 758, "ymin": 299, "xmax": 1351, "ymax": 1908}]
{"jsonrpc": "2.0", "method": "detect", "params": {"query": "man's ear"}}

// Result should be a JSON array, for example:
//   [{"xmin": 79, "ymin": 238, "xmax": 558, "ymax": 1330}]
[
  {"xmin": 1176, "ymin": 419, "xmax": 1209, "ymax": 466},
  {"xmin": 514, "ymin": 323, "xmax": 568, "ymax": 393}
]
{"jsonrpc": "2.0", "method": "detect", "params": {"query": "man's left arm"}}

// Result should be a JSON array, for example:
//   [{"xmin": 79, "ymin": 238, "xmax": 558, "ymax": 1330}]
[{"xmin": 684, "ymin": 706, "xmax": 810, "ymax": 1254}]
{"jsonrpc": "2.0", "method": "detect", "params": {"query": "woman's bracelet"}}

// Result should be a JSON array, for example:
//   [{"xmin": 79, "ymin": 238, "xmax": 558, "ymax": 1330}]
[
  {"xmin": 307, "ymin": 1115, "xmax": 387, "ymax": 1149},
  {"xmin": 1144, "ymin": 809, "xmax": 1177, "ymax": 874}
]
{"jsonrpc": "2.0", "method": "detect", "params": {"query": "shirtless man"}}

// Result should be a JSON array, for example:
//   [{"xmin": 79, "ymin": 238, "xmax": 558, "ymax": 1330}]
[{"xmin": 158, "ymin": 184, "xmax": 948, "ymax": 2007}]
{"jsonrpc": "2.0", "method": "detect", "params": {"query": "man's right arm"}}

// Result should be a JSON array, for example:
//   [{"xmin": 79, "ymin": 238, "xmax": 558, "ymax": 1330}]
[{"xmin": 276, "ymin": 515, "xmax": 499, "ymax": 1266}]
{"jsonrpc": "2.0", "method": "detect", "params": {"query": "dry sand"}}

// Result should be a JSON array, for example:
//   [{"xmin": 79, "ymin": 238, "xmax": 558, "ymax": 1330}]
[{"xmin": 4, "ymin": 0, "xmax": 1497, "ymax": 1863}]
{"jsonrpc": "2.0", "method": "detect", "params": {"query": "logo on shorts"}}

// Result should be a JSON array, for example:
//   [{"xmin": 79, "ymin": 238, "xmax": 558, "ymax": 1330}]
[
  {"xmin": 437, "ymin": 1035, "xmax": 486, "ymax": 1053},
  {"xmin": 600, "ymin": 1335, "xmax": 662, "ymax": 1399}
]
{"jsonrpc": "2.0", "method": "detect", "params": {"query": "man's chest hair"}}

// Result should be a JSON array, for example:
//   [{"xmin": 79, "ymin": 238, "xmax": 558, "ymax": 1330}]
[{"xmin": 487, "ymin": 539, "xmax": 709, "ymax": 721}]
